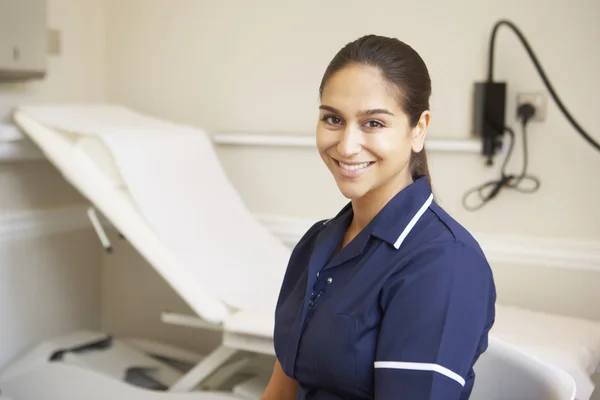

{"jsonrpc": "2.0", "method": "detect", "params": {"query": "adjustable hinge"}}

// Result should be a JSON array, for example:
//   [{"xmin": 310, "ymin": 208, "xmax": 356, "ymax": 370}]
[
  {"xmin": 87, "ymin": 206, "xmax": 112, "ymax": 253},
  {"xmin": 86, "ymin": 206, "xmax": 125, "ymax": 253}
]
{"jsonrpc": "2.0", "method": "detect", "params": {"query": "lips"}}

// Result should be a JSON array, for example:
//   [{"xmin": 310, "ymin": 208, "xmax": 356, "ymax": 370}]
[
  {"xmin": 338, "ymin": 161, "xmax": 371, "ymax": 171},
  {"xmin": 333, "ymin": 158, "xmax": 375, "ymax": 178}
]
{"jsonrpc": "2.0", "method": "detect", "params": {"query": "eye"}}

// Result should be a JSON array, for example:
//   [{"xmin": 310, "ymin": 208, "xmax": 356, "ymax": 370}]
[
  {"xmin": 322, "ymin": 115, "xmax": 343, "ymax": 125},
  {"xmin": 365, "ymin": 120, "xmax": 385, "ymax": 129}
]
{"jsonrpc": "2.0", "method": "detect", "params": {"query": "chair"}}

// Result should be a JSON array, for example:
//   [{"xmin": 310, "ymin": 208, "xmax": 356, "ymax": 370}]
[{"xmin": 471, "ymin": 335, "xmax": 577, "ymax": 400}]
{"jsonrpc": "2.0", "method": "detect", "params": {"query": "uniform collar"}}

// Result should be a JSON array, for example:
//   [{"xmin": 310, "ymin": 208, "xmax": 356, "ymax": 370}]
[
  {"xmin": 370, "ymin": 176, "xmax": 434, "ymax": 249},
  {"xmin": 316, "ymin": 203, "xmax": 357, "ymax": 270},
  {"xmin": 320, "ymin": 176, "xmax": 433, "ymax": 255}
]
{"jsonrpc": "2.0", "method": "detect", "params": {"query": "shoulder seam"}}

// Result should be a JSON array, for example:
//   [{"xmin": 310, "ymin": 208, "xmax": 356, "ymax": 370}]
[
  {"xmin": 392, "ymin": 238, "xmax": 490, "ymax": 278},
  {"xmin": 300, "ymin": 218, "xmax": 328, "ymax": 241},
  {"xmin": 428, "ymin": 204, "xmax": 457, "ymax": 241}
]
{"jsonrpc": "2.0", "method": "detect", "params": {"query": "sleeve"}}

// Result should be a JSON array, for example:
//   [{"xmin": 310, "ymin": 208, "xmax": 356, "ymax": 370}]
[{"xmin": 374, "ymin": 242, "xmax": 496, "ymax": 400}]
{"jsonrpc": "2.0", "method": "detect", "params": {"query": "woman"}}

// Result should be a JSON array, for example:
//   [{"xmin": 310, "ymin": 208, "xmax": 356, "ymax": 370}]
[{"xmin": 262, "ymin": 35, "xmax": 496, "ymax": 400}]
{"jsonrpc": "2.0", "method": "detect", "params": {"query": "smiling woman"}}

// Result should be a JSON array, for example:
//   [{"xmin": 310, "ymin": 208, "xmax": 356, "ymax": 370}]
[
  {"xmin": 316, "ymin": 62, "xmax": 429, "ymax": 202},
  {"xmin": 262, "ymin": 35, "xmax": 496, "ymax": 400}
]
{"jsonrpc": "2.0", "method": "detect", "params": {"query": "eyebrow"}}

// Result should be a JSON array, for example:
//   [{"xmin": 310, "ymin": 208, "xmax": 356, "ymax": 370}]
[{"xmin": 319, "ymin": 105, "xmax": 395, "ymax": 117}]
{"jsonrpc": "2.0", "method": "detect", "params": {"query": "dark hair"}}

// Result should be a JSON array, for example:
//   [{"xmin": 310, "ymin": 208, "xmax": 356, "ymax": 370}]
[{"xmin": 318, "ymin": 34, "xmax": 432, "ymax": 185}]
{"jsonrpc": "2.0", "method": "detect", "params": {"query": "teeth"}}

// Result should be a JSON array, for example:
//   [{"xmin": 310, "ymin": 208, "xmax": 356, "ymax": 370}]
[{"xmin": 339, "ymin": 161, "xmax": 370, "ymax": 171}]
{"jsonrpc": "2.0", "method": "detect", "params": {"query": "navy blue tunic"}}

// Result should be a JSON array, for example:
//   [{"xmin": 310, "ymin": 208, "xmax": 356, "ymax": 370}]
[{"xmin": 273, "ymin": 176, "xmax": 496, "ymax": 399}]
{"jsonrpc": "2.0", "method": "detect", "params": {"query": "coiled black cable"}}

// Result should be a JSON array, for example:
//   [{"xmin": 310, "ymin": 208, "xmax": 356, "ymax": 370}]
[
  {"xmin": 463, "ymin": 118, "xmax": 540, "ymax": 212},
  {"xmin": 463, "ymin": 19, "xmax": 598, "ymax": 211},
  {"xmin": 488, "ymin": 19, "xmax": 600, "ymax": 152}
]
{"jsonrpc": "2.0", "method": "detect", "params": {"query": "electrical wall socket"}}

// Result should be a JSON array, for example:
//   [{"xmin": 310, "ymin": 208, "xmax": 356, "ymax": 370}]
[{"xmin": 517, "ymin": 92, "xmax": 547, "ymax": 122}]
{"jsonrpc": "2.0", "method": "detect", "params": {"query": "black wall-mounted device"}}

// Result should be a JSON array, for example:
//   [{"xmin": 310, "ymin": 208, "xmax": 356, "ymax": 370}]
[
  {"xmin": 465, "ymin": 19, "xmax": 598, "ymax": 211},
  {"xmin": 473, "ymin": 81, "xmax": 507, "ymax": 166}
]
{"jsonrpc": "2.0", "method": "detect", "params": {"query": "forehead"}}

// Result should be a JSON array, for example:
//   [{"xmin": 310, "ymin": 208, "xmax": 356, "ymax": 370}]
[{"xmin": 320, "ymin": 64, "xmax": 402, "ymax": 114}]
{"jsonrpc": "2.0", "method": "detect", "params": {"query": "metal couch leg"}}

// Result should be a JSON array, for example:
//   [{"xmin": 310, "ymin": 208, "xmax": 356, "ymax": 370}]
[{"xmin": 168, "ymin": 345, "xmax": 238, "ymax": 392}]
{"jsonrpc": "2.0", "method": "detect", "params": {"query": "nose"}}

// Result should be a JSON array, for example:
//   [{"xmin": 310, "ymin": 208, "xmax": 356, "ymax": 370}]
[{"xmin": 336, "ymin": 125, "xmax": 362, "ymax": 158}]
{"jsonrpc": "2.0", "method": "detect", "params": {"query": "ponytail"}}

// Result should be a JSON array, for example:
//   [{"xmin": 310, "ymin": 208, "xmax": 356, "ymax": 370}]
[{"xmin": 409, "ymin": 148, "xmax": 432, "ymax": 186}]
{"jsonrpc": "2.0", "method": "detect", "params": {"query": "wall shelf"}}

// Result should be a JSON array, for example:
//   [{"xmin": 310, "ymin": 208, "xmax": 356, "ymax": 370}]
[
  {"xmin": 1, "ymin": 130, "xmax": 483, "ymax": 162},
  {"xmin": 212, "ymin": 132, "xmax": 481, "ymax": 153},
  {"xmin": 0, "ymin": 123, "xmax": 44, "ymax": 161},
  {"xmin": 0, "ymin": 140, "xmax": 44, "ymax": 161}
]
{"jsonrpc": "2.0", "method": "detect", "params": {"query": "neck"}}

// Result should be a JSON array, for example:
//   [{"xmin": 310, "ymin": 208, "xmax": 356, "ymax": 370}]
[{"xmin": 350, "ymin": 172, "xmax": 413, "ymax": 233}]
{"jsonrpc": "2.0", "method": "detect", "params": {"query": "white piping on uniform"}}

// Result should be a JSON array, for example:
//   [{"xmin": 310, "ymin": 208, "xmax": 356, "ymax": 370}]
[
  {"xmin": 374, "ymin": 361, "xmax": 465, "ymax": 387},
  {"xmin": 393, "ymin": 193, "xmax": 434, "ymax": 249}
]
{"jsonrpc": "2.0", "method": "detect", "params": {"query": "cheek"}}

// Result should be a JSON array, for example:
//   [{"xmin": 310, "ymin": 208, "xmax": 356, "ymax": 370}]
[
  {"xmin": 316, "ymin": 127, "xmax": 335, "ymax": 154},
  {"xmin": 367, "ymin": 133, "xmax": 411, "ymax": 166}
]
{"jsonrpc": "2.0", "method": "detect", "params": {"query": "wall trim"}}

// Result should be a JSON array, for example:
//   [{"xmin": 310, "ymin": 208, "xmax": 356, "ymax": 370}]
[
  {"xmin": 0, "ymin": 123, "xmax": 44, "ymax": 161},
  {"xmin": 0, "ymin": 205, "xmax": 90, "ymax": 243},
  {"xmin": 212, "ymin": 132, "xmax": 481, "ymax": 153},
  {"xmin": 254, "ymin": 214, "xmax": 600, "ymax": 273},
  {"xmin": 2, "ymin": 205, "xmax": 598, "ymax": 272},
  {"xmin": 0, "ymin": 138, "xmax": 45, "ymax": 162}
]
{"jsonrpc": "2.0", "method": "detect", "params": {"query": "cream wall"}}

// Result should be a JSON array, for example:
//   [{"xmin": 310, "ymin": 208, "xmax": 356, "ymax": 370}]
[
  {"xmin": 0, "ymin": 0, "xmax": 106, "ymax": 370},
  {"xmin": 0, "ymin": 0, "xmax": 106, "ymax": 122},
  {"xmin": 0, "ymin": 0, "xmax": 595, "ymax": 377},
  {"xmin": 0, "ymin": 230, "xmax": 103, "ymax": 370},
  {"xmin": 105, "ymin": 0, "xmax": 600, "ymax": 242},
  {"xmin": 0, "ymin": 0, "xmax": 106, "ymax": 209},
  {"xmin": 100, "ymin": 0, "xmax": 600, "ymax": 340}
]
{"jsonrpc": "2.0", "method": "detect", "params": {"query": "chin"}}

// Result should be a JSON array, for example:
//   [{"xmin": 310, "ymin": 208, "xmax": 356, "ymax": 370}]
[{"xmin": 336, "ymin": 182, "xmax": 370, "ymax": 200}]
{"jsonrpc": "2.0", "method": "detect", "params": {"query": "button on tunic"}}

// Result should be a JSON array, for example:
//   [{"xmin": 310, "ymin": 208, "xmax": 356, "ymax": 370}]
[{"xmin": 273, "ymin": 177, "xmax": 496, "ymax": 399}]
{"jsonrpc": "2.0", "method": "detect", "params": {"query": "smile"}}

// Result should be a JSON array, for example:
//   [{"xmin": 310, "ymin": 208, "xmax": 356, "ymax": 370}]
[
  {"xmin": 333, "ymin": 158, "xmax": 375, "ymax": 178},
  {"xmin": 339, "ymin": 161, "xmax": 371, "ymax": 170}
]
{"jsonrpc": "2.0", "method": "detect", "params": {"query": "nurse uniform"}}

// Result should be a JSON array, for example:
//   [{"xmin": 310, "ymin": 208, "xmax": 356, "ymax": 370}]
[{"xmin": 273, "ymin": 176, "xmax": 496, "ymax": 400}]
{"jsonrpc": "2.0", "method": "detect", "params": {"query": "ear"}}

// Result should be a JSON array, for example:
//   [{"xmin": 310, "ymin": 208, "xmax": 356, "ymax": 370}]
[{"xmin": 410, "ymin": 110, "xmax": 431, "ymax": 153}]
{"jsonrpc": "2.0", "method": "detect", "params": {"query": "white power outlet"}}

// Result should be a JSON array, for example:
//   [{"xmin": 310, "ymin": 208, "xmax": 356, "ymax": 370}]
[{"xmin": 517, "ymin": 92, "xmax": 547, "ymax": 122}]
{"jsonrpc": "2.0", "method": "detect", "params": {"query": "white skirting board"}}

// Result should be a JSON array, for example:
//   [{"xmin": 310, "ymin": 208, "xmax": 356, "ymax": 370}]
[{"xmin": 1, "ymin": 204, "xmax": 599, "ymax": 273}]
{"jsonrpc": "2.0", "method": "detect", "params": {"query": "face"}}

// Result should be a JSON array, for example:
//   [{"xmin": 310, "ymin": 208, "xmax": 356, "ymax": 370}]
[{"xmin": 316, "ymin": 64, "xmax": 430, "ymax": 201}]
